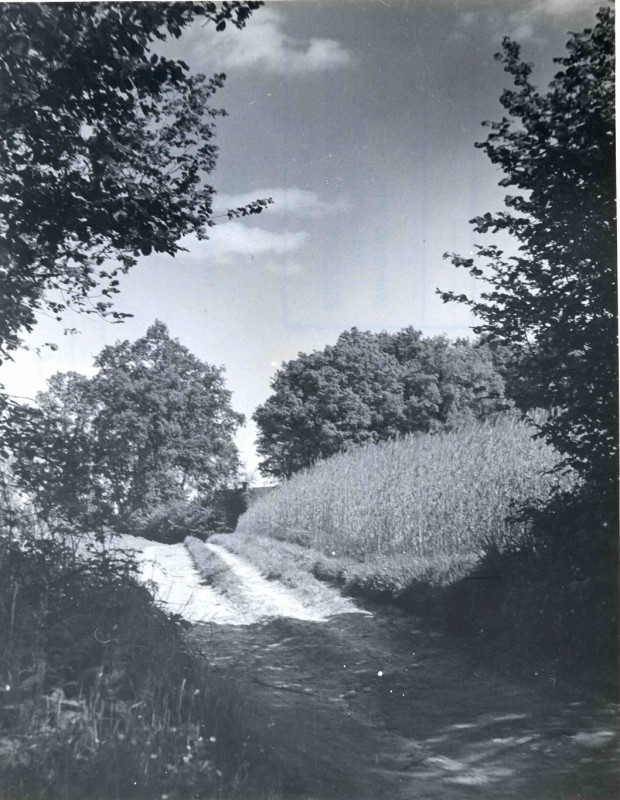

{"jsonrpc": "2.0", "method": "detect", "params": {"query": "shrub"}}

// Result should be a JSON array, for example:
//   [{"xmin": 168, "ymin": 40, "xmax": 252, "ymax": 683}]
[
  {"xmin": 122, "ymin": 499, "xmax": 228, "ymax": 544},
  {"xmin": 496, "ymin": 483, "xmax": 616, "ymax": 669}
]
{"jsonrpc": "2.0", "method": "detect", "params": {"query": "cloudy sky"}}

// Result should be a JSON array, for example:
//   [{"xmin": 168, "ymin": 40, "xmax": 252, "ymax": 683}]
[{"xmin": 3, "ymin": 0, "xmax": 604, "ymax": 479}]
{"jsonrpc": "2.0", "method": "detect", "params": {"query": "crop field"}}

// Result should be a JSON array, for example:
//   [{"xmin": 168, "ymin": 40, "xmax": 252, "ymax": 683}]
[{"xmin": 238, "ymin": 414, "xmax": 576, "ymax": 565}]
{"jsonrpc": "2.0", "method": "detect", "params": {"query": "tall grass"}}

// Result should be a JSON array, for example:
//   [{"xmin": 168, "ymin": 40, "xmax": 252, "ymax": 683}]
[
  {"xmin": 0, "ymin": 525, "xmax": 266, "ymax": 799},
  {"xmin": 238, "ymin": 413, "xmax": 576, "ymax": 562}
]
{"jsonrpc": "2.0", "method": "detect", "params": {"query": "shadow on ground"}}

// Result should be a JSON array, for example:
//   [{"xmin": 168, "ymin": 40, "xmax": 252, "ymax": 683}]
[{"xmin": 191, "ymin": 608, "xmax": 618, "ymax": 800}]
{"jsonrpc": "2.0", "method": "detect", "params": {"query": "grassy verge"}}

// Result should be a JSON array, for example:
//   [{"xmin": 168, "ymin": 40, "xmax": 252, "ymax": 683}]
[
  {"xmin": 0, "ymin": 528, "xmax": 271, "ymax": 799},
  {"xmin": 189, "ymin": 534, "xmax": 359, "ymax": 618},
  {"xmin": 210, "ymin": 530, "xmax": 476, "ymax": 619},
  {"xmin": 185, "ymin": 535, "xmax": 247, "ymax": 603}
]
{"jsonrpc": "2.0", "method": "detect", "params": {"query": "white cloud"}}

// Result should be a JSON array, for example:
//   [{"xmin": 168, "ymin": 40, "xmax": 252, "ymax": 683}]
[
  {"xmin": 205, "ymin": 222, "xmax": 308, "ymax": 262},
  {"xmin": 214, "ymin": 187, "xmax": 349, "ymax": 218},
  {"xmin": 457, "ymin": 0, "xmax": 602, "ymax": 44},
  {"xmin": 157, "ymin": 224, "xmax": 309, "ymax": 275},
  {"xmin": 458, "ymin": 0, "xmax": 600, "ymax": 15},
  {"xmin": 529, "ymin": 0, "xmax": 602, "ymax": 17},
  {"xmin": 505, "ymin": 18, "xmax": 541, "ymax": 44},
  {"xmin": 193, "ymin": 8, "xmax": 352, "ymax": 74}
]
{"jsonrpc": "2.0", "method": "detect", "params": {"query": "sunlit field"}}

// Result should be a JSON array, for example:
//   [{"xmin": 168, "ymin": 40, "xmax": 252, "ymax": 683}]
[{"xmin": 238, "ymin": 413, "xmax": 575, "ymax": 564}]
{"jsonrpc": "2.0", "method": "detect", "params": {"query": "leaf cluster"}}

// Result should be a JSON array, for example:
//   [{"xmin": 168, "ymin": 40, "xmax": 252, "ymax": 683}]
[
  {"xmin": 5, "ymin": 322, "xmax": 244, "ymax": 531},
  {"xmin": 0, "ymin": 1, "xmax": 262, "ymax": 361},
  {"xmin": 441, "ymin": 5, "xmax": 616, "ymax": 488}
]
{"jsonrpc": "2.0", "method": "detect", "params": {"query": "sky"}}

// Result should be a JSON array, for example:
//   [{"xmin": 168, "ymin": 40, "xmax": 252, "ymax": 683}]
[{"xmin": 2, "ymin": 0, "xmax": 605, "ymax": 481}]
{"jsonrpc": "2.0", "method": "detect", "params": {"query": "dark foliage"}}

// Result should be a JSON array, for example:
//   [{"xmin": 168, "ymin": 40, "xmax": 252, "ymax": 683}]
[
  {"xmin": 0, "ymin": 526, "xmax": 253, "ymax": 799},
  {"xmin": 125, "ymin": 498, "xmax": 231, "ymax": 544},
  {"xmin": 254, "ymin": 327, "xmax": 509, "ymax": 478},
  {"xmin": 438, "ymin": 6, "xmax": 617, "ymax": 684},
  {"xmin": 442, "ymin": 483, "xmax": 617, "ymax": 684},
  {"xmin": 441, "ymin": 5, "xmax": 616, "ymax": 493},
  {"xmin": 0, "ymin": 1, "xmax": 263, "ymax": 364}
]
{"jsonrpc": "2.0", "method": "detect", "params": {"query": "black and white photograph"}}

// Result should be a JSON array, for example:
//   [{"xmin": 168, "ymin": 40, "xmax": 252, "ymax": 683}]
[{"xmin": 0, "ymin": 1, "xmax": 617, "ymax": 798}]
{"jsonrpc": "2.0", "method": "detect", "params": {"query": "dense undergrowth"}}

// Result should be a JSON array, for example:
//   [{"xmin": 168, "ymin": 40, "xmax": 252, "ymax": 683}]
[
  {"xmin": 235, "ymin": 414, "xmax": 616, "ymax": 685},
  {"xmin": 0, "ymin": 520, "xmax": 267, "ymax": 800}
]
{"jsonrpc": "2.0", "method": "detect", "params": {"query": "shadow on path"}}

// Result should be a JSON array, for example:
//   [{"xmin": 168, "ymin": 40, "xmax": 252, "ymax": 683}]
[{"xmin": 191, "ymin": 609, "xmax": 618, "ymax": 799}]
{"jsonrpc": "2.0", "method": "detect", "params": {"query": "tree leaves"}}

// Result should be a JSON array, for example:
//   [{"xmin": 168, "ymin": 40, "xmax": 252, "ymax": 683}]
[
  {"xmin": 441, "ymin": 6, "xmax": 616, "ymax": 491},
  {"xmin": 0, "ymin": 2, "xmax": 264, "ymax": 363},
  {"xmin": 254, "ymin": 327, "xmax": 510, "ymax": 479},
  {"xmin": 6, "ymin": 322, "xmax": 244, "ymax": 529}
]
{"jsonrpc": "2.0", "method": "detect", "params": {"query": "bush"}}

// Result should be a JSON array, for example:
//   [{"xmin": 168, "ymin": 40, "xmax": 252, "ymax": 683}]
[
  {"xmin": 121, "ymin": 499, "xmax": 228, "ymax": 544},
  {"xmin": 484, "ymin": 483, "xmax": 618, "ymax": 671}
]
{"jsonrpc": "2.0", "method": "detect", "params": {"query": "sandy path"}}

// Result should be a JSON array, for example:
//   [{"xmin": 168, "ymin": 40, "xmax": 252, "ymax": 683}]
[{"xmin": 116, "ymin": 535, "xmax": 359, "ymax": 626}]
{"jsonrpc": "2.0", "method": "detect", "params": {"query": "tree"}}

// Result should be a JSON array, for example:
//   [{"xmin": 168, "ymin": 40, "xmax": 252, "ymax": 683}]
[
  {"xmin": 254, "ymin": 329, "xmax": 405, "ymax": 478},
  {"xmin": 440, "ymin": 5, "xmax": 616, "ymax": 491},
  {"xmin": 482, "ymin": 338, "xmax": 551, "ymax": 414},
  {"xmin": 378, "ymin": 329, "xmax": 507, "ymax": 431},
  {"xmin": 6, "ymin": 372, "xmax": 96, "ymax": 523},
  {"xmin": 7, "ymin": 322, "xmax": 244, "ymax": 529},
  {"xmin": 254, "ymin": 327, "xmax": 508, "ymax": 478},
  {"xmin": 0, "ymin": 1, "xmax": 264, "ymax": 364}
]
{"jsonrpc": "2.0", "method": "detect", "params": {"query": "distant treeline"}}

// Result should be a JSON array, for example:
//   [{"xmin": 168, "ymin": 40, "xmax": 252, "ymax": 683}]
[{"xmin": 254, "ymin": 327, "xmax": 541, "ymax": 479}]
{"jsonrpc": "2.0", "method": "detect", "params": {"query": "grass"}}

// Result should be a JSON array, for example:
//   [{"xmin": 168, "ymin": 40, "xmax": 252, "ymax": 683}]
[
  {"xmin": 0, "ymin": 525, "xmax": 274, "ymax": 799},
  {"xmin": 206, "ymin": 531, "xmax": 362, "ymax": 616},
  {"xmin": 185, "ymin": 535, "xmax": 247, "ymax": 605}
]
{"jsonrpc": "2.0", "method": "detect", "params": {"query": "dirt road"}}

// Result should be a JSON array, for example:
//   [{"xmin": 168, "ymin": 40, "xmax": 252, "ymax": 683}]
[{"xmin": 131, "ymin": 535, "xmax": 618, "ymax": 799}]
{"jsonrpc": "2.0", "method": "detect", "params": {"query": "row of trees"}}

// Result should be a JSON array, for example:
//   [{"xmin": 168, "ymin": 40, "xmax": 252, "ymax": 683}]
[
  {"xmin": 6, "ymin": 318, "xmax": 534, "ymax": 527},
  {"xmin": 5, "ymin": 321, "xmax": 538, "ymax": 524}
]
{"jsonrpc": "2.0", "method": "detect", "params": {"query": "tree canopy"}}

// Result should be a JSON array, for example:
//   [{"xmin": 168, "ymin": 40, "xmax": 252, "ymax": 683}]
[
  {"xmin": 6, "ymin": 322, "xmax": 244, "ymax": 530},
  {"xmin": 0, "ymin": 1, "xmax": 264, "ymax": 363},
  {"xmin": 254, "ymin": 327, "xmax": 508, "ymax": 478},
  {"xmin": 440, "ymin": 5, "xmax": 616, "ymax": 490}
]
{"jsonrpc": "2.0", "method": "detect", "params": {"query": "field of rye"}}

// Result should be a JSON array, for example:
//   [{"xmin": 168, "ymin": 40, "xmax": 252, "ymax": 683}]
[{"xmin": 238, "ymin": 414, "xmax": 576, "ymax": 572}]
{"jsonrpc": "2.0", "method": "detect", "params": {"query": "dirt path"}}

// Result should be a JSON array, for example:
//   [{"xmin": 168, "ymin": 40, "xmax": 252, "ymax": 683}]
[
  {"xmin": 137, "ymin": 540, "xmax": 240, "ymax": 624},
  {"xmin": 205, "ymin": 542, "xmax": 362, "ymax": 623},
  {"xmin": 127, "ymin": 535, "xmax": 618, "ymax": 799},
  {"xmin": 193, "ymin": 612, "xmax": 617, "ymax": 800}
]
